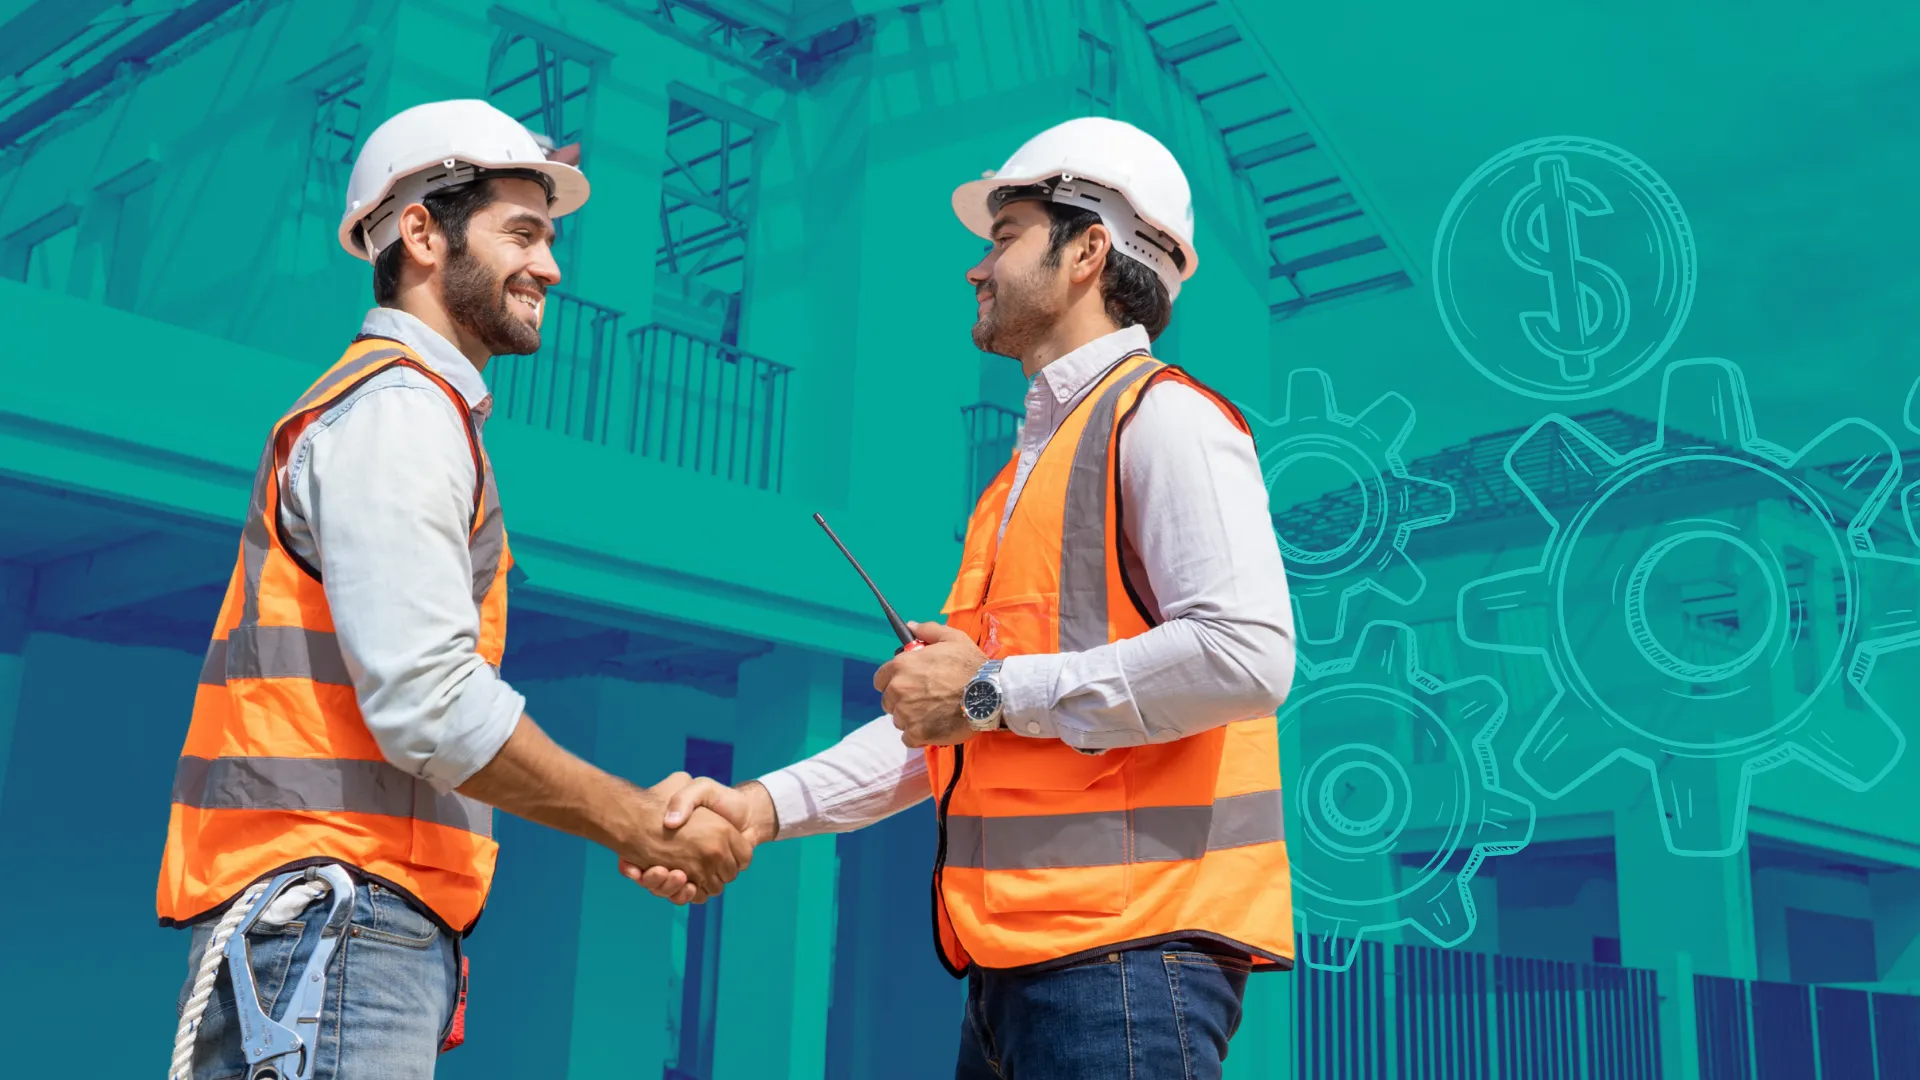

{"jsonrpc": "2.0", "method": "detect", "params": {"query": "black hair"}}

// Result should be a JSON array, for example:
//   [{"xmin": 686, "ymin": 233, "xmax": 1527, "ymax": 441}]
[
  {"xmin": 371, "ymin": 168, "xmax": 554, "ymax": 306},
  {"xmin": 1038, "ymin": 201, "xmax": 1176, "ymax": 341}
]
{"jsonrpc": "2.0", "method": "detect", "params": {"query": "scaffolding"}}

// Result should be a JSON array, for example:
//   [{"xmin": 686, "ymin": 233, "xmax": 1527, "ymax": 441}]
[
  {"xmin": 1118, "ymin": 0, "xmax": 1416, "ymax": 320},
  {"xmin": 1077, "ymin": 30, "xmax": 1117, "ymax": 118},
  {"xmin": 486, "ymin": 26, "xmax": 594, "ymax": 152},
  {"xmin": 656, "ymin": 94, "xmax": 758, "ymax": 339},
  {"xmin": 301, "ymin": 71, "xmax": 362, "ymax": 216},
  {"xmin": 595, "ymin": 0, "xmax": 873, "ymax": 91},
  {"xmin": 0, "ymin": 0, "xmax": 285, "ymax": 162}
]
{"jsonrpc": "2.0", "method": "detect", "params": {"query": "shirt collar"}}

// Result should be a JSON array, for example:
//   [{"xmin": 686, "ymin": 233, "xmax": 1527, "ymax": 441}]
[
  {"xmin": 358, "ymin": 307, "xmax": 494, "ymax": 413},
  {"xmin": 1033, "ymin": 324, "xmax": 1153, "ymax": 407}
]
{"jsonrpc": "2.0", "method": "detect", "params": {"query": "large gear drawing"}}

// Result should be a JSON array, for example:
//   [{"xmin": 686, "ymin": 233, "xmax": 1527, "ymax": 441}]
[
  {"xmin": 1249, "ymin": 369, "xmax": 1455, "ymax": 645},
  {"xmin": 1458, "ymin": 357, "xmax": 1918, "ymax": 857},
  {"xmin": 1279, "ymin": 621, "xmax": 1536, "ymax": 972},
  {"xmin": 1904, "ymin": 377, "xmax": 1920, "ymax": 547}
]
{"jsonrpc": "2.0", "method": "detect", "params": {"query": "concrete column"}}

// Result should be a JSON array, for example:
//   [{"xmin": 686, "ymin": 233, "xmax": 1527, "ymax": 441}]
[
  {"xmin": 1871, "ymin": 868, "xmax": 1920, "ymax": 985},
  {"xmin": 566, "ymin": 677, "xmax": 737, "ymax": 1078},
  {"xmin": 1615, "ymin": 782, "xmax": 1756, "ymax": 1080},
  {"xmin": 712, "ymin": 646, "xmax": 844, "ymax": 1080},
  {"xmin": 0, "ymin": 565, "xmax": 30, "ymax": 810}
]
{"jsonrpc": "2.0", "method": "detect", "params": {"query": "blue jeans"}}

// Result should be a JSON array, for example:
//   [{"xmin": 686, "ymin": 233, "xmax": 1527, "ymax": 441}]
[
  {"xmin": 955, "ymin": 941, "xmax": 1252, "ymax": 1079},
  {"xmin": 174, "ymin": 880, "xmax": 459, "ymax": 1080}
]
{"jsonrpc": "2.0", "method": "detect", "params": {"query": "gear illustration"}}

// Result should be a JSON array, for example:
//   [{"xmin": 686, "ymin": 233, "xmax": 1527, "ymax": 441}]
[
  {"xmin": 1250, "ymin": 369, "xmax": 1455, "ymax": 645},
  {"xmin": 1903, "ymin": 377, "xmax": 1920, "ymax": 547},
  {"xmin": 1279, "ymin": 621, "xmax": 1535, "ymax": 972},
  {"xmin": 1458, "ymin": 357, "xmax": 1918, "ymax": 857}
]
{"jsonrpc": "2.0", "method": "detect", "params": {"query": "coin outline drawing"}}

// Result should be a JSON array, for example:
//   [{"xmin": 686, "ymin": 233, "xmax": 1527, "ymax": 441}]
[{"xmin": 1433, "ymin": 135, "xmax": 1697, "ymax": 401}]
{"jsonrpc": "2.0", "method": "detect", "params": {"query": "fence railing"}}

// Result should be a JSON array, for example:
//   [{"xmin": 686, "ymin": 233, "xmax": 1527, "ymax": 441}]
[
  {"xmin": 1282, "ymin": 937, "xmax": 1662, "ymax": 1080},
  {"xmin": 957, "ymin": 402, "xmax": 1022, "ymax": 540},
  {"xmin": 484, "ymin": 289, "xmax": 624, "ymax": 443},
  {"xmin": 1695, "ymin": 973, "xmax": 1920, "ymax": 1080},
  {"xmin": 482, "ymin": 298, "xmax": 792, "ymax": 493},
  {"xmin": 626, "ymin": 324, "xmax": 790, "ymax": 492}
]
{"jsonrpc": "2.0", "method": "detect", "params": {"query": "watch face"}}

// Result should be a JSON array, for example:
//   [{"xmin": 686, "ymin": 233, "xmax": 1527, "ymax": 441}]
[{"xmin": 963, "ymin": 679, "xmax": 1000, "ymax": 721}]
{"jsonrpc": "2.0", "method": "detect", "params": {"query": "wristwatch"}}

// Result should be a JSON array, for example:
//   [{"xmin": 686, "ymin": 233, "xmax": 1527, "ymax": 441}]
[{"xmin": 962, "ymin": 659, "xmax": 1006, "ymax": 731}]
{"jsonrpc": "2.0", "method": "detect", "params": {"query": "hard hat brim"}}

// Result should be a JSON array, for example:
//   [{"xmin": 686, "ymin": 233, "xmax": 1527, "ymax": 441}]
[
  {"xmin": 951, "ymin": 174, "xmax": 1199, "ymax": 285},
  {"xmin": 338, "ymin": 158, "xmax": 591, "ymax": 262}
]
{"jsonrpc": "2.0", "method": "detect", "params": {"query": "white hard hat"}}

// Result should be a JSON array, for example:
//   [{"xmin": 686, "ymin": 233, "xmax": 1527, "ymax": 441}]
[
  {"xmin": 952, "ymin": 117, "xmax": 1198, "ymax": 301},
  {"xmin": 338, "ymin": 99, "xmax": 590, "ymax": 263}
]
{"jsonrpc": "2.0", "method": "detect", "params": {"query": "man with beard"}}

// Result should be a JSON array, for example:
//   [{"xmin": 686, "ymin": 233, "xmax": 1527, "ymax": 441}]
[
  {"xmin": 628, "ymin": 117, "xmax": 1299, "ymax": 1078},
  {"xmin": 158, "ymin": 100, "xmax": 750, "ymax": 1079}
]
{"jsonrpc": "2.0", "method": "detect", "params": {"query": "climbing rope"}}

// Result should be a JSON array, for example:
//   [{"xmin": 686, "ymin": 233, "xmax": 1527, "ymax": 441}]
[{"xmin": 169, "ymin": 877, "xmax": 332, "ymax": 1080}]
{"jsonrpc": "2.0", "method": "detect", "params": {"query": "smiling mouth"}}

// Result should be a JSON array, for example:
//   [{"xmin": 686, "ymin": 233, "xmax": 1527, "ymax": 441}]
[{"xmin": 507, "ymin": 285, "xmax": 545, "ymax": 323}]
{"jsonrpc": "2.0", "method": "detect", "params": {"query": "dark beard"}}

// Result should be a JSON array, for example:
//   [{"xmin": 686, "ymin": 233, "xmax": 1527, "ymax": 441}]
[
  {"xmin": 970, "ymin": 275, "xmax": 1053, "ymax": 360},
  {"xmin": 444, "ymin": 248, "xmax": 542, "ymax": 357}
]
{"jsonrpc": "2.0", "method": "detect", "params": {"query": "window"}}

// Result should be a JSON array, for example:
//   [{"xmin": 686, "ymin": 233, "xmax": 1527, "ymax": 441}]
[
  {"xmin": 279, "ymin": 61, "xmax": 365, "ymax": 275},
  {"xmin": 488, "ymin": 23, "xmax": 595, "ymax": 271},
  {"xmin": 487, "ymin": 29, "xmax": 593, "ymax": 152},
  {"xmin": 86, "ymin": 161, "xmax": 158, "ymax": 309},
  {"xmin": 306, "ymin": 73, "xmax": 363, "ymax": 215},
  {"xmin": 1786, "ymin": 908, "xmax": 1877, "ymax": 985},
  {"xmin": 1077, "ymin": 32, "xmax": 1116, "ymax": 117},
  {"xmin": 657, "ymin": 91, "xmax": 761, "ymax": 345},
  {"xmin": 3, "ymin": 205, "xmax": 81, "ymax": 289},
  {"xmin": 665, "ymin": 737, "xmax": 733, "ymax": 1080}
]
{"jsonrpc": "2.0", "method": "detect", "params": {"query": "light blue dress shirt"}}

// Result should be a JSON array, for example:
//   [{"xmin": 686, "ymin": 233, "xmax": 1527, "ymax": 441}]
[{"xmin": 278, "ymin": 307, "xmax": 526, "ymax": 794}]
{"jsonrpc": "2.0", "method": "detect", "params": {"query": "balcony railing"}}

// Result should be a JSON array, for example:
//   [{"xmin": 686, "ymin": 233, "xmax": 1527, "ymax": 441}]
[
  {"xmin": 1280, "ymin": 937, "xmax": 1662, "ymax": 1079},
  {"xmin": 484, "ymin": 289, "xmax": 624, "ymax": 443},
  {"xmin": 626, "ymin": 324, "xmax": 790, "ymax": 492},
  {"xmin": 957, "ymin": 402, "xmax": 1022, "ymax": 540},
  {"xmin": 1695, "ymin": 973, "xmax": 1918, "ymax": 1080},
  {"xmin": 482, "ymin": 302, "xmax": 791, "ymax": 492}
]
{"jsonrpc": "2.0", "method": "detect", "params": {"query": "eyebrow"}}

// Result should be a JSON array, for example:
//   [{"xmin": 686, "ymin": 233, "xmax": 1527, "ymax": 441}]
[
  {"xmin": 502, "ymin": 211, "xmax": 556, "ymax": 243},
  {"xmin": 989, "ymin": 213, "xmax": 1017, "ymax": 236}
]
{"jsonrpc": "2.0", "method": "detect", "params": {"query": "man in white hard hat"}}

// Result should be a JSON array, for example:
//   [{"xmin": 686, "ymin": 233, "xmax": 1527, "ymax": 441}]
[
  {"xmin": 628, "ymin": 117, "xmax": 1298, "ymax": 1077},
  {"xmin": 159, "ymin": 99, "xmax": 750, "ymax": 1078}
]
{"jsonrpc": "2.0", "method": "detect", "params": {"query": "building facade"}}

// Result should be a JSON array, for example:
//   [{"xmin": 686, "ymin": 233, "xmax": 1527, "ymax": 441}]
[{"xmin": 0, "ymin": 1, "xmax": 1912, "ymax": 1078}]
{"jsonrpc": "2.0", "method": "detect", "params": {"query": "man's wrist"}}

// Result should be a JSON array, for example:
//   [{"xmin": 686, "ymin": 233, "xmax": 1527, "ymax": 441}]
[
  {"xmin": 737, "ymin": 779, "xmax": 780, "ymax": 845},
  {"xmin": 597, "ymin": 779, "xmax": 660, "ymax": 855}
]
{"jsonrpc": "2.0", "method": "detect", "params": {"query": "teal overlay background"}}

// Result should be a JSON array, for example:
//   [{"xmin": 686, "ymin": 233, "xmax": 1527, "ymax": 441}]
[{"xmin": 0, "ymin": 1, "xmax": 1916, "ymax": 1077}]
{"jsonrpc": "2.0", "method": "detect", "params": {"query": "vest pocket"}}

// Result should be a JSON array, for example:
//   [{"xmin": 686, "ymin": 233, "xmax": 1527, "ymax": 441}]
[{"xmin": 967, "ymin": 737, "xmax": 1131, "ymax": 916}]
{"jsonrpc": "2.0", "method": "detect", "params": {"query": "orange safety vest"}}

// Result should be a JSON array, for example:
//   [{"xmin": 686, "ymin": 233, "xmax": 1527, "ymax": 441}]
[
  {"xmin": 156, "ymin": 336, "xmax": 510, "ymax": 932},
  {"xmin": 929, "ymin": 351, "xmax": 1295, "ymax": 974}
]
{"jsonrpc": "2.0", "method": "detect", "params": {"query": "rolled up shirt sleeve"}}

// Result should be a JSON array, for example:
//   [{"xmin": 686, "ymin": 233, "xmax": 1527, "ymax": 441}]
[
  {"xmin": 286, "ymin": 379, "xmax": 526, "ymax": 793},
  {"xmin": 998, "ymin": 381, "xmax": 1296, "ymax": 750}
]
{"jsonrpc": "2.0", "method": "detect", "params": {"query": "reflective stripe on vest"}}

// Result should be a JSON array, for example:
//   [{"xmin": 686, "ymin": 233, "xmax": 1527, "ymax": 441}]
[
  {"xmin": 1059, "ymin": 360, "xmax": 1156, "ymax": 652},
  {"xmin": 172, "ymin": 755, "xmax": 494, "ymax": 838},
  {"xmin": 945, "ymin": 789, "xmax": 1285, "ymax": 870}
]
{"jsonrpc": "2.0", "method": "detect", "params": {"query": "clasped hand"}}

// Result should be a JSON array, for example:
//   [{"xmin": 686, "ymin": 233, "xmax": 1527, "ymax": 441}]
[
  {"xmin": 607, "ymin": 771, "xmax": 761, "ymax": 905},
  {"xmin": 619, "ymin": 621, "xmax": 985, "ymax": 905},
  {"xmin": 618, "ymin": 774, "xmax": 778, "ymax": 905}
]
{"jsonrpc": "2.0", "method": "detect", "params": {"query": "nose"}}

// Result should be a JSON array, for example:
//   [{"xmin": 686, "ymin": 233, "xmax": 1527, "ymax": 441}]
[
  {"xmin": 966, "ymin": 254, "xmax": 991, "ymax": 288},
  {"xmin": 528, "ymin": 241, "xmax": 562, "ymax": 286}
]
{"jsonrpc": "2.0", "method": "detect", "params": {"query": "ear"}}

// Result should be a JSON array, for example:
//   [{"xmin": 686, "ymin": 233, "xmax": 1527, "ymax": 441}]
[
  {"xmin": 396, "ymin": 203, "xmax": 440, "ymax": 270},
  {"xmin": 1072, "ymin": 222, "xmax": 1113, "ymax": 285}
]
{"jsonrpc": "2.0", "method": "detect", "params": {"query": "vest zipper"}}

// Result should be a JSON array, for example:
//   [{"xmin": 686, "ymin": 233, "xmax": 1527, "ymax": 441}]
[{"xmin": 929, "ymin": 743, "xmax": 968, "ymax": 978}]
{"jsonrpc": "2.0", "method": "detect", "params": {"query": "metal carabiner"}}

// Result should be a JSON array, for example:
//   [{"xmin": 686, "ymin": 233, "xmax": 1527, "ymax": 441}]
[{"xmin": 223, "ymin": 864, "xmax": 358, "ymax": 1080}]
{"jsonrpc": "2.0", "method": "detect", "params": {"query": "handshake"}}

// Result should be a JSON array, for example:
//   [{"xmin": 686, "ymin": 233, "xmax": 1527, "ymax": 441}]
[{"xmin": 614, "ymin": 772, "xmax": 778, "ymax": 905}]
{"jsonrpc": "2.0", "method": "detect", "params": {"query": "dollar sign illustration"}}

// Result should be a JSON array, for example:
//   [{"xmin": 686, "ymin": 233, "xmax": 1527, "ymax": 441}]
[{"xmin": 1502, "ymin": 155, "xmax": 1630, "ymax": 381}]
